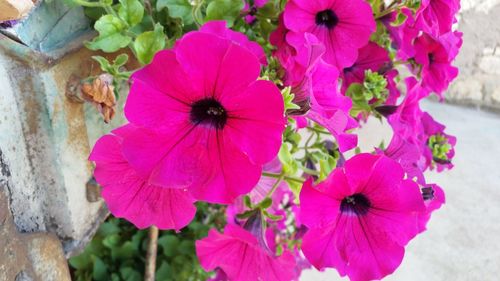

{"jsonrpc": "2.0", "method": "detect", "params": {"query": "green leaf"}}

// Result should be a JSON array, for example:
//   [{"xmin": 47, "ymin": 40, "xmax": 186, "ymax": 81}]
[
  {"xmin": 113, "ymin": 53, "xmax": 129, "ymax": 67},
  {"xmin": 92, "ymin": 256, "xmax": 108, "ymax": 281},
  {"xmin": 205, "ymin": 0, "xmax": 244, "ymax": 27},
  {"xmin": 391, "ymin": 10, "xmax": 408, "ymax": 27},
  {"xmin": 69, "ymin": 252, "xmax": 92, "ymax": 269},
  {"xmin": 98, "ymin": 220, "xmax": 121, "ymax": 236},
  {"xmin": 258, "ymin": 197, "xmax": 272, "ymax": 209},
  {"xmin": 278, "ymin": 142, "xmax": 298, "ymax": 175},
  {"xmin": 158, "ymin": 235, "xmax": 179, "ymax": 257},
  {"xmin": 118, "ymin": 0, "xmax": 144, "ymax": 26},
  {"xmin": 86, "ymin": 15, "xmax": 132, "ymax": 52},
  {"xmin": 263, "ymin": 210, "xmax": 283, "ymax": 221},
  {"xmin": 156, "ymin": 262, "xmax": 171, "ymax": 280},
  {"xmin": 157, "ymin": 0, "xmax": 193, "ymax": 25},
  {"xmin": 119, "ymin": 267, "xmax": 142, "ymax": 281},
  {"xmin": 281, "ymin": 86, "xmax": 300, "ymax": 111},
  {"xmin": 134, "ymin": 23, "xmax": 166, "ymax": 64}
]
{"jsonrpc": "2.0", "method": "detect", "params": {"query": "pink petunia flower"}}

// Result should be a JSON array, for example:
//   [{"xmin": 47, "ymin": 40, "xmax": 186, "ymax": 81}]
[
  {"xmin": 89, "ymin": 126, "xmax": 196, "ymax": 230},
  {"xmin": 122, "ymin": 30, "xmax": 285, "ymax": 204},
  {"xmin": 414, "ymin": 32, "xmax": 462, "ymax": 97},
  {"xmin": 283, "ymin": 0, "xmax": 376, "ymax": 69},
  {"xmin": 418, "ymin": 183, "xmax": 446, "ymax": 232},
  {"xmin": 415, "ymin": 0, "xmax": 460, "ymax": 38},
  {"xmin": 196, "ymin": 224, "xmax": 297, "ymax": 281},
  {"xmin": 300, "ymin": 153, "xmax": 426, "ymax": 281},
  {"xmin": 341, "ymin": 42, "xmax": 391, "ymax": 93},
  {"xmin": 199, "ymin": 20, "xmax": 267, "ymax": 65}
]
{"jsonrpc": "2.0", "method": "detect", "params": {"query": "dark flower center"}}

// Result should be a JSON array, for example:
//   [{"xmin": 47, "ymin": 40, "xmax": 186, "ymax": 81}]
[
  {"xmin": 315, "ymin": 9, "xmax": 339, "ymax": 29},
  {"xmin": 428, "ymin": 53, "xmax": 436, "ymax": 64},
  {"xmin": 190, "ymin": 98, "xmax": 228, "ymax": 129},
  {"xmin": 340, "ymin": 193, "xmax": 371, "ymax": 215},
  {"xmin": 422, "ymin": 186, "xmax": 435, "ymax": 201}
]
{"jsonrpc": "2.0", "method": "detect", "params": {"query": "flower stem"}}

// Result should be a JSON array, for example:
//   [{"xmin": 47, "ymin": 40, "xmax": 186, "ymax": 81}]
[
  {"xmin": 266, "ymin": 173, "xmax": 285, "ymax": 198},
  {"xmin": 262, "ymin": 172, "xmax": 305, "ymax": 184},
  {"xmin": 144, "ymin": 226, "xmax": 159, "ymax": 281},
  {"xmin": 73, "ymin": 0, "xmax": 107, "ymax": 7}
]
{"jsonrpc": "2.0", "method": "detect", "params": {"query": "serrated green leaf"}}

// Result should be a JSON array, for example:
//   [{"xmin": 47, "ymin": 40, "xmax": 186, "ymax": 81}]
[
  {"xmin": 205, "ymin": 0, "xmax": 244, "ymax": 27},
  {"xmin": 134, "ymin": 23, "xmax": 166, "ymax": 64},
  {"xmin": 157, "ymin": 0, "xmax": 193, "ymax": 25},
  {"xmin": 86, "ymin": 15, "xmax": 132, "ymax": 52},
  {"xmin": 118, "ymin": 0, "xmax": 144, "ymax": 26}
]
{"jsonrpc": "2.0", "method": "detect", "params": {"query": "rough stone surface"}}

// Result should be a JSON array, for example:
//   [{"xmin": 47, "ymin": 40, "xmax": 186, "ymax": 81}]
[
  {"xmin": 447, "ymin": 1, "xmax": 500, "ymax": 111},
  {"xmin": 0, "ymin": 0, "xmax": 34, "ymax": 22},
  {"xmin": 301, "ymin": 101, "xmax": 500, "ymax": 280},
  {"xmin": 1, "ymin": 167, "xmax": 70, "ymax": 281},
  {"xmin": 0, "ymin": 33, "xmax": 132, "ymax": 257}
]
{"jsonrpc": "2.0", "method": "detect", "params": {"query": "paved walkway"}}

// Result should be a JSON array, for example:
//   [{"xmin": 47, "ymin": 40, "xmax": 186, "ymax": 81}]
[{"xmin": 301, "ymin": 101, "xmax": 500, "ymax": 281}]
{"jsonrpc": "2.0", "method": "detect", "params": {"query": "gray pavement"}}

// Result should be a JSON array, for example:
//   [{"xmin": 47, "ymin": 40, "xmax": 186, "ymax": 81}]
[{"xmin": 301, "ymin": 101, "xmax": 500, "ymax": 281}]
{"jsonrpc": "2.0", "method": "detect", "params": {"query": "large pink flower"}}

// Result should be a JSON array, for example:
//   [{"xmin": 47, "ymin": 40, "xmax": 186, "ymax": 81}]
[
  {"xmin": 414, "ymin": 32, "xmax": 462, "ymax": 96},
  {"xmin": 196, "ymin": 224, "xmax": 297, "ymax": 281},
  {"xmin": 300, "ymin": 153, "xmax": 426, "ymax": 281},
  {"xmin": 283, "ymin": 0, "xmax": 375, "ymax": 69},
  {"xmin": 89, "ymin": 127, "xmax": 196, "ymax": 230},
  {"xmin": 415, "ymin": 0, "xmax": 460, "ymax": 37},
  {"xmin": 122, "ymin": 30, "xmax": 285, "ymax": 204}
]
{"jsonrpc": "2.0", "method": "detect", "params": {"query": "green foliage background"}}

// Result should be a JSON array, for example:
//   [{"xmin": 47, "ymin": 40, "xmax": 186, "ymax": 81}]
[{"xmin": 69, "ymin": 203, "xmax": 225, "ymax": 281}]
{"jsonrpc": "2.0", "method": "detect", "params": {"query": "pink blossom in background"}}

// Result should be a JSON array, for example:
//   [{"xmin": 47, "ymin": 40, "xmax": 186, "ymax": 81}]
[
  {"xmin": 196, "ymin": 224, "xmax": 297, "ymax": 281},
  {"xmin": 419, "ymin": 112, "xmax": 456, "ymax": 172},
  {"xmin": 242, "ymin": 0, "xmax": 268, "ymax": 24},
  {"xmin": 199, "ymin": 20, "xmax": 267, "ymax": 65},
  {"xmin": 388, "ymin": 77, "xmax": 428, "ymax": 141},
  {"xmin": 383, "ymin": 8, "xmax": 419, "ymax": 61},
  {"xmin": 415, "ymin": 0, "xmax": 461, "ymax": 37},
  {"xmin": 271, "ymin": 30, "xmax": 356, "ymax": 151},
  {"xmin": 300, "ymin": 154, "xmax": 426, "ymax": 281},
  {"xmin": 341, "ymin": 42, "xmax": 391, "ymax": 93},
  {"xmin": 378, "ymin": 134, "xmax": 426, "ymax": 184},
  {"xmin": 418, "ymin": 183, "xmax": 446, "ymax": 232},
  {"xmin": 270, "ymin": 14, "xmax": 296, "ymax": 67},
  {"xmin": 414, "ymin": 32, "xmax": 462, "ymax": 96},
  {"xmin": 283, "ymin": 0, "xmax": 375, "ymax": 69},
  {"xmin": 89, "ymin": 130, "xmax": 196, "ymax": 230},
  {"xmin": 122, "ymin": 31, "xmax": 285, "ymax": 204}
]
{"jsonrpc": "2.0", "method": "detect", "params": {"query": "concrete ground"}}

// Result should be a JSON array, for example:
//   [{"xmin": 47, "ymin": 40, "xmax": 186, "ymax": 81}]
[{"xmin": 301, "ymin": 101, "xmax": 500, "ymax": 281}]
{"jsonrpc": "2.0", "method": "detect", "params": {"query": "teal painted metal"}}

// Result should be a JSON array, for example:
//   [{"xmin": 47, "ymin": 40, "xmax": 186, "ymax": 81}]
[{"xmin": 10, "ymin": 0, "xmax": 91, "ymax": 53}]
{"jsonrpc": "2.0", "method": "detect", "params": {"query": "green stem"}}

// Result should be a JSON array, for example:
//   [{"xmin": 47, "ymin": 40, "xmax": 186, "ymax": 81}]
[
  {"xmin": 73, "ymin": 0, "xmax": 108, "ymax": 7},
  {"xmin": 307, "ymin": 127, "xmax": 330, "ymax": 135},
  {"xmin": 375, "ymin": 3, "xmax": 405, "ymax": 19},
  {"xmin": 266, "ymin": 173, "xmax": 285, "ymax": 198},
  {"xmin": 262, "ymin": 172, "xmax": 305, "ymax": 184}
]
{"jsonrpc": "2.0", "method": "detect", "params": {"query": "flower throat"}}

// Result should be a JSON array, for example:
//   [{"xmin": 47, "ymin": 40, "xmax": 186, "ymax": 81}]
[{"xmin": 190, "ymin": 98, "xmax": 228, "ymax": 129}]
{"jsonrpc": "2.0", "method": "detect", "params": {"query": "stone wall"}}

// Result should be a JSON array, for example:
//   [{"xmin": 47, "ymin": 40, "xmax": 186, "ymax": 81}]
[{"xmin": 447, "ymin": 0, "xmax": 500, "ymax": 111}]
